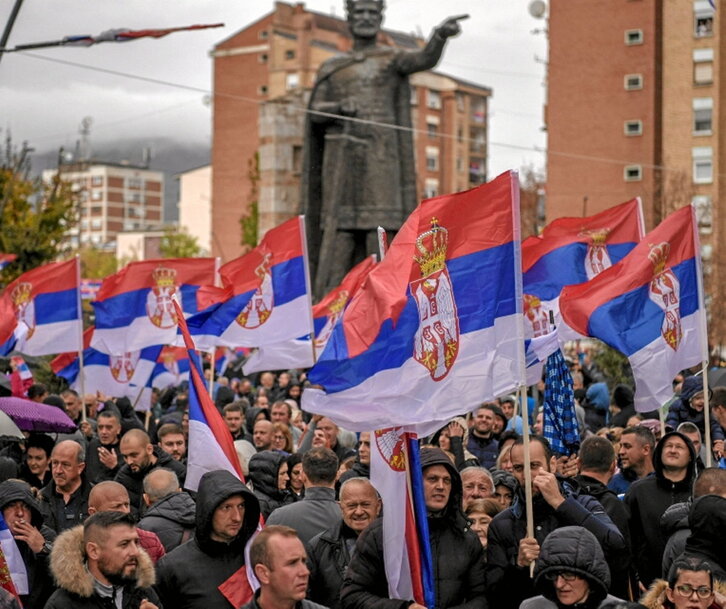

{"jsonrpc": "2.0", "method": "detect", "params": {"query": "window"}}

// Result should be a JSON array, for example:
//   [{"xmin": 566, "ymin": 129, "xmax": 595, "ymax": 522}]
[
  {"xmin": 259, "ymin": 30, "xmax": 268, "ymax": 40},
  {"xmin": 427, "ymin": 122, "xmax": 438, "ymax": 138},
  {"xmin": 694, "ymin": 48, "xmax": 714, "ymax": 85},
  {"xmin": 424, "ymin": 178, "xmax": 439, "ymax": 199},
  {"xmin": 469, "ymin": 159, "xmax": 486, "ymax": 184},
  {"xmin": 126, "ymin": 192, "xmax": 142, "ymax": 203},
  {"xmin": 693, "ymin": 195, "xmax": 712, "ymax": 233},
  {"xmin": 259, "ymin": 53, "xmax": 268, "ymax": 63},
  {"xmin": 456, "ymin": 157, "xmax": 463, "ymax": 172},
  {"xmin": 694, "ymin": 1, "xmax": 714, "ymax": 37},
  {"xmin": 624, "ymin": 120, "xmax": 643, "ymax": 136},
  {"xmin": 91, "ymin": 206, "xmax": 103, "ymax": 215},
  {"xmin": 285, "ymin": 73, "xmax": 299, "ymax": 90},
  {"xmin": 625, "ymin": 29, "xmax": 644, "ymax": 45},
  {"xmin": 410, "ymin": 87, "xmax": 418, "ymax": 106},
  {"xmin": 455, "ymin": 93, "xmax": 465, "ymax": 112},
  {"xmin": 692, "ymin": 146, "xmax": 713, "ymax": 183},
  {"xmin": 425, "ymin": 146, "xmax": 439, "ymax": 172},
  {"xmin": 457, "ymin": 127, "xmax": 463, "ymax": 143},
  {"xmin": 91, "ymin": 218, "xmax": 103, "ymax": 229},
  {"xmin": 624, "ymin": 165, "xmax": 643, "ymax": 181},
  {"xmin": 91, "ymin": 190, "xmax": 103, "ymax": 201},
  {"xmin": 259, "ymin": 85, "xmax": 268, "ymax": 96},
  {"xmin": 427, "ymin": 90, "xmax": 441, "ymax": 109},
  {"xmin": 292, "ymin": 145, "xmax": 303, "ymax": 174},
  {"xmin": 693, "ymin": 98, "xmax": 713, "ymax": 134},
  {"xmin": 624, "ymin": 74, "xmax": 643, "ymax": 90},
  {"xmin": 91, "ymin": 175, "xmax": 103, "ymax": 186},
  {"xmin": 285, "ymin": 49, "xmax": 295, "ymax": 60}
]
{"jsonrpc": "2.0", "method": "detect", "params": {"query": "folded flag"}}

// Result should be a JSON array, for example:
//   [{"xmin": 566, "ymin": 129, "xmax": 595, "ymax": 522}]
[
  {"xmin": 242, "ymin": 255, "xmax": 376, "ymax": 374},
  {"xmin": 148, "ymin": 346, "xmax": 191, "ymax": 391},
  {"xmin": 187, "ymin": 216, "xmax": 313, "ymax": 350},
  {"xmin": 174, "ymin": 300, "xmax": 244, "ymax": 491},
  {"xmin": 0, "ymin": 512, "xmax": 27, "ymax": 597},
  {"xmin": 91, "ymin": 257, "xmax": 216, "ymax": 354},
  {"xmin": 9, "ymin": 356, "xmax": 33, "ymax": 399},
  {"xmin": 560, "ymin": 205, "xmax": 706, "ymax": 412},
  {"xmin": 0, "ymin": 258, "xmax": 81, "ymax": 356},
  {"xmin": 303, "ymin": 171, "xmax": 525, "ymax": 431}
]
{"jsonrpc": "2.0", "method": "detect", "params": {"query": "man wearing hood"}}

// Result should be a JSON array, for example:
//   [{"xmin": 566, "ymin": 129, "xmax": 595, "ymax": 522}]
[
  {"xmin": 666, "ymin": 376, "xmax": 724, "ymax": 458},
  {"xmin": 155, "ymin": 469, "xmax": 261, "ymax": 609},
  {"xmin": 139, "ymin": 469, "xmax": 196, "ymax": 553},
  {"xmin": 248, "ymin": 450, "xmax": 292, "ymax": 519},
  {"xmin": 625, "ymin": 430, "xmax": 698, "ymax": 588},
  {"xmin": 341, "ymin": 447, "xmax": 487, "ymax": 609},
  {"xmin": 0, "ymin": 480, "xmax": 56, "ymax": 608}
]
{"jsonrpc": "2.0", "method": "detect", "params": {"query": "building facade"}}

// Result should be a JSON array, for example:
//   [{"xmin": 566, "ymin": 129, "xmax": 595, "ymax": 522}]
[{"xmin": 177, "ymin": 164, "xmax": 212, "ymax": 255}]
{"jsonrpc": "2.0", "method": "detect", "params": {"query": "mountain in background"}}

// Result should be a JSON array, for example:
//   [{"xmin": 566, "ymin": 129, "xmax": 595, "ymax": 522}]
[{"xmin": 30, "ymin": 137, "xmax": 210, "ymax": 223}]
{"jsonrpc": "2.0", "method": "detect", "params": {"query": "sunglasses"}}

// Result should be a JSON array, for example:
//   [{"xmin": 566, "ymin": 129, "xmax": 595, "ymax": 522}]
[{"xmin": 544, "ymin": 572, "xmax": 579, "ymax": 582}]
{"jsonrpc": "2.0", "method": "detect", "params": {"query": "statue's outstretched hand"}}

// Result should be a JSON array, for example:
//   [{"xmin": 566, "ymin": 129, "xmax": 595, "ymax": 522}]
[{"xmin": 437, "ymin": 14, "xmax": 469, "ymax": 38}]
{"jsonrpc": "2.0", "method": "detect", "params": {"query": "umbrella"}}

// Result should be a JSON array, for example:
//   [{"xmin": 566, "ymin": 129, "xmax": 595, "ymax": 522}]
[
  {"xmin": 0, "ymin": 410, "xmax": 24, "ymax": 440},
  {"xmin": 0, "ymin": 374, "xmax": 11, "ymax": 397},
  {"xmin": 0, "ymin": 397, "xmax": 76, "ymax": 433},
  {"xmin": 708, "ymin": 367, "xmax": 726, "ymax": 389}
]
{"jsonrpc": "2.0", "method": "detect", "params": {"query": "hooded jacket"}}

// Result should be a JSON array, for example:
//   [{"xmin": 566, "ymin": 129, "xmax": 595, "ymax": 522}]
[
  {"xmin": 44, "ymin": 524, "xmax": 159, "ymax": 609},
  {"xmin": 640, "ymin": 578, "xmax": 726, "ymax": 609},
  {"xmin": 248, "ymin": 450, "xmax": 291, "ymax": 519},
  {"xmin": 660, "ymin": 500, "xmax": 691, "ymax": 579},
  {"xmin": 341, "ymin": 447, "xmax": 487, "ymax": 609},
  {"xmin": 155, "ymin": 470, "xmax": 261, "ymax": 609},
  {"xmin": 0, "ymin": 480, "xmax": 57, "ymax": 608},
  {"xmin": 625, "ymin": 430, "xmax": 697, "ymax": 587},
  {"xmin": 666, "ymin": 376, "xmax": 723, "ymax": 442},
  {"xmin": 683, "ymin": 495, "xmax": 726, "ymax": 580},
  {"xmin": 244, "ymin": 407, "xmax": 270, "ymax": 443},
  {"xmin": 138, "ymin": 491, "xmax": 196, "ymax": 553},
  {"xmin": 610, "ymin": 385, "xmax": 636, "ymax": 429},
  {"xmin": 520, "ymin": 526, "xmax": 621, "ymax": 609},
  {"xmin": 583, "ymin": 382, "xmax": 609, "ymax": 432}
]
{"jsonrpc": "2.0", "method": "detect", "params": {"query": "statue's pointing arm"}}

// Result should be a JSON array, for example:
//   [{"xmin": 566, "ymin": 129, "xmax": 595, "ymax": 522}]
[{"xmin": 395, "ymin": 14, "xmax": 469, "ymax": 75}]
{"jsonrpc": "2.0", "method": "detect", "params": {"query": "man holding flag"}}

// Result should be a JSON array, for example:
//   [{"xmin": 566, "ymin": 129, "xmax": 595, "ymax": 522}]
[{"xmin": 341, "ymin": 447, "xmax": 486, "ymax": 609}]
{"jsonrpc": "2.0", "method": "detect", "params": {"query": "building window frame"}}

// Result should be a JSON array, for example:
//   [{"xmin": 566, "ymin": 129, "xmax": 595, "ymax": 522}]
[
  {"xmin": 624, "ymin": 74, "xmax": 644, "ymax": 90},
  {"xmin": 694, "ymin": 1, "xmax": 715, "ymax": 37},
  {"xmin": 624, "ymin": 120, "xmax": 643, "ymax": 136},
  {"xmin": 692, "ymin": 146, "xmax": 713, "ymax": 184},
  {"xmin": 427, "ymin": 89, "xmax": 442, "ymax": 110},
  {"xmin": 693, "ymin": 98, "xmax": 713, "ymax": 135},
  {"xmin": 693, "ymin": 195, "xmax": 713, "ymax": 234},
  {"xmin": 624, "ymin": 165, "xmax": 643, "ymax": 181},
  {"xmin": 693, "ymin": 48, "xmax": 714, "ymax": 85},
  {"xmin": 624, "ymin": 29, "xmax": 644, "ymax": 45}
]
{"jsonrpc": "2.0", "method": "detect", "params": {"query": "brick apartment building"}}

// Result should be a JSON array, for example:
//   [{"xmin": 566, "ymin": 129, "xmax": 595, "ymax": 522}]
[{"xmin": 210, "ymin": 1, "xmax": 491, "ymax": 261}]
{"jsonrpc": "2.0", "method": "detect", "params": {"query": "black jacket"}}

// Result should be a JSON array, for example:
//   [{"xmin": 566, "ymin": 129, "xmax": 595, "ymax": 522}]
[
  {"xmin": 37, "ymin": 475, "xmax": 92, "ymax": 534},
  {"xmin": 660, "ymin": 499, "xmax": 691, "ymax": 579},
  {"xmin": 84, "ymin": 437, "xmax": 122, "ymax": 484},
  {"xmin": 485, "ymin": 475, "xmax": 626, "ymax": 609},
  {"xmin": 341, "ymin": 447, "xmax": 487, "ymax": 609},
  {"xmin": 0, "ymin": 480, "xmax": 56, "ymax": 609},
  {"xmin": 683, "ymin": 494, "xmax": 726, "ymax": 580},
  {"xmin": 155, "ymin": 470, "xmax": 261, "ymax": 609},
  {"xmin": 248, "ymin": 450, "xmax": 292, "ymax": 519},
  {"xmin": 115, "ymin": 446, "xmax": 187, "ymax": 514},
  {"xmin": 625, "ymin": 430, "xmax": 697, "ymax": 587},
  {"xmin": 308, "ymin": 519, "xmax": 358, "ymax": 609},
  {"xmin": 17, "ymin": 462, "xmax": 51, "ymax": 491},
  {"xmin": 138, "ymin": 491, "xmax": 196, "ymax": 553}
]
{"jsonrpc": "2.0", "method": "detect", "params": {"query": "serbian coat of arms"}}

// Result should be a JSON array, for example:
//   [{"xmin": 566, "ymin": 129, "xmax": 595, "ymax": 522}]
[
  {"xmin": 523, "ymin": 293, "xmax": 551, "ymax": 338},
  {"xmin": 109, "ymin": 351, "xmax": 140, "ymax": 383},
  {"xmin": 375, "ymin": 427, "xmax": 407, "ymax": 472},
  {"xmin": 236, "ymin": 252, "xmax": 274, "ymax": 329},
  {"xmin": 648, "ymin": 242, "xmax": 682, "ymax": 351},
  {"xmin": 11, "ymin": 282, "xmax": 35, "ymax": 340},
  {"xmin": 314, "ymin": 290, "xmax": 349, "ymax": 350},
  {"xmin": 146, "ymin": 266, "xmax": 179, "ymax": 329},
  {"xmin": 580, "ymin": 228, "xmax": 613, "ymax": 280},
  {"xmin": 410, "ymin": 218, "xmax": 460, "ymax": 382}
]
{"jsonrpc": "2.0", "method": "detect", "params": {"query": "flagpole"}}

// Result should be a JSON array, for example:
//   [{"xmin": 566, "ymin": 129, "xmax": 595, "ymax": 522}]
[
  {"xmin": 208, "ymin": 350, "xmax": 215, "ymax": 397},
  {"xmin": 299, "ymin": 215, "xmax": 318, "ymax": 365},
  {"xmin": 635, "ymin": 196, "xmax": 646, "ymax": 238},
  {"xmin": 74, "ymin": 255, "xmax": 87, "ymax": 422}
]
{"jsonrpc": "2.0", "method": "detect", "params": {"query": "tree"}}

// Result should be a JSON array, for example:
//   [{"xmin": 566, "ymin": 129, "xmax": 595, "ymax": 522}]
[
  {"xmin": 0, "ymin": 135, "xmax": 78, "ymax": 283},
  {"xmin": 239, "ymin": 152, "xmax": 260, "ymax": 250},
  {"xmin": 77, "ymin": 245, "xmax": 118, "ymax": 279},
  {"xmin": 519, "ymin": 164, "xmax": 546, "ymax": 240},
  {"xmin": 159, "ymin": 225, "xmax": 202, "ymax": 258}
]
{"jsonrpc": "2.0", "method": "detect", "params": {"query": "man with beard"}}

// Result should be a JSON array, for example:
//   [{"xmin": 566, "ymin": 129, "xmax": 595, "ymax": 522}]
[
  {"xmin": 45, "ymin": 511, "xmax": 160, "ymax": 609},
  {"xmin": 157, "ymin": 424, "xmax": 187, "ymax": 463},
  {"xmin": 85, "ymin": 409, "xmax": 123, "ymax": 483},
  {"xmin": 608, "ymin": 425, "xmax": 656, "ymax": 495},
  {"xmin": 467, "ymin": 404, "xmax": 500, "ymax": 469},
  {"xmin": 116, "ymin": 429, "xmax": 186, "ymax": 514}
]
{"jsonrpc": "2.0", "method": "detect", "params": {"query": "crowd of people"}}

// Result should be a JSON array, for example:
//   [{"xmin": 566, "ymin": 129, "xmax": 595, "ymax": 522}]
[{"xmin": 2, "ymin": 354, "xmax": 726, "ymax": 609}]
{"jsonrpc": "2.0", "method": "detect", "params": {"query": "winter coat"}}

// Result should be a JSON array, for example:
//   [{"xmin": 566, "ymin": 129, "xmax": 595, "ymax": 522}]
[
  {"xmin": 38, "ymin": 475, "xmax": 93, "ymax": 534},
  {"xmin": 114, "ymin": 446, "xmax": 187, "ymax": 515},
  {"xmin": 625, "ymin": 431, "xmax": 697, "ymax": 587},
  {"xmin": 0, "ymin": 480, "xmax": 56, "ymax": 608},
  {"xmin": 341, "ymin": 447, "xmax": 487, "ymax": 609},
  {"xmin": 660, "ymin": 500, "xmax": 691, "ymax": 579},
  {"xmin": 44, "ymin": 524, "xmax": 161, "ymax": 609},
  {"xmin": 640, "ymin": 578, "xmax": 726, "ymax": 609},
  {"xmin": 307, "ymin": 519, "xmax": 358, "ymax": 609},
  {"xmin": 248, "ymin": 450, "xmax": 292, "ymax": 519},
  {"xmin": 467, "ymin": 432, "xmax": 499, "ymax": 470},
  {"xmin": 666, "ymin": 376, "xmax": 723, "ymax": 442},
  {"xmin": 154, "ymin": 469, "xmax": 261, "ymax": 609},
  {"xmin": 610, "ymin": 385, "xmax": 636, "ymax": 429},
  {"xmin": 138, "ymin": 491, "xmax": 196, "ymax": 553},
  {"xmin": 17, "ymin": 462, "xmax": 51, "ymax": 491},
  {"xmin": 520, "ymin": 526, "xmax": 622, "ymax": 609},
  {"xmin": 683, "ymin": 495, "xmax": 726, "ymax": 580},
  {"xmin": 486, "ymin": 476, "xmax": 626, "ymax": 609},
  {"xmin": 267, "ymin": 486, "xmax": 341, "ymax": 545},
  {"xmin": 84, "ymin": 437, "xmax": 122, "ymax": 484},
  {"xmin": 583, "ymin": 382, "xmax": 609, "ymax": 432},
  {"xmin": 338, "ymin": 460, "xmax": 370, "ymax": 486}
]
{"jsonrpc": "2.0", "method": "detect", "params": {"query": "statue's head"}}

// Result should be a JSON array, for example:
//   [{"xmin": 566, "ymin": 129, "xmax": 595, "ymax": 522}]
[{"xmin": 346, "ymin": 0, "xmax": 385, "ymax": 40}]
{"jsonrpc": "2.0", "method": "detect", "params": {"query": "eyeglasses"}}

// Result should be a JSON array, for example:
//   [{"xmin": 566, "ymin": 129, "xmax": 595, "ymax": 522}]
[
  {"xmin": 674, "ymin": 585, "xmax": 713, "ymax": 599},
  {"xmin": 544, "ymin": 571, "xmax": 579, "ymax": 582}
]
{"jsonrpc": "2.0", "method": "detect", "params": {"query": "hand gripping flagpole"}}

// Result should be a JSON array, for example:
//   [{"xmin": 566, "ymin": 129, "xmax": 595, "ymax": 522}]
[{"xmin": 74, "ymin": 255, "xmax": 87, "ymax": 422}]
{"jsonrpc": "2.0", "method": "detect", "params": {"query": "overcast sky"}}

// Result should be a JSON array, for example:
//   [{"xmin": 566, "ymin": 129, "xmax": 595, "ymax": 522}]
[{"xmin": 0, "ymin": 0, "xmax": 547, "ymax": 177}]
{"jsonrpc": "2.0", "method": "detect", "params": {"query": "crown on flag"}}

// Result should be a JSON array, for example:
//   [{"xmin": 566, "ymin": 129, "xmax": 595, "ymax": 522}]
[
  {"xmin": 10, "ymin": 282, "xmax": 32, "ymax": 307},
  {"xmin": 579, "ymin": 227, "xmax": 611, "ymax": 245},
  {"xmin": 328, "ymin": 290, "xmax": 350, "ymax": 315},
  {"xmin": 414, "ymin": 218, "xmax": 449, "ymax": 277},
  {"xmin": 152, "ymin": 266, "xmax": 177, "ymax": 288},
  {"xmin": 648, "ymin": 241, "xmax": 671, "ymax": 275}
]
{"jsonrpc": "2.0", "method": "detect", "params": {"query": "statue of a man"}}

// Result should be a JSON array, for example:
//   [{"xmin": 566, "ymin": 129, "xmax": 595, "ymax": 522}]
[{"xmin": 301, "ymin": 0, "xmax": 467, "ymax": 297}]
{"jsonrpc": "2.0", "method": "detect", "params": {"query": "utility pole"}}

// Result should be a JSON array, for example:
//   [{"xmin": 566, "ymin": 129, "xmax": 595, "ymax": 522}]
[{"xmin": 0, "ymin": 0, "xmax": 24, "ymax": 65}]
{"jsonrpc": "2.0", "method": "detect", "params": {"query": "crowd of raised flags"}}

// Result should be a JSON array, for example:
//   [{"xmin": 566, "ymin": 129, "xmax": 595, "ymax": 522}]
[{"xmin": 0, "ymin": 170, "xmax": 710, "ymax": 601}]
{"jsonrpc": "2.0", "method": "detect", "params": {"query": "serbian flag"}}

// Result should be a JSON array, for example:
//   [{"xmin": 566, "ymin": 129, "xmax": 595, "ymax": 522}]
[
  {"xmin": 0, "ymin": 258, "xmax": 81, "ymax": 356},
  {"xmin": 91, "ymin": 258, "xmax": 216, "ymax": 354},
  {"xmin": 371, "ymin": 428, "xmax": 434, "ymax": 607},
  {"xmin": 560, "ymin": 205, "xmax": 706, "ymax": 412},
  {"xmin": 243, "ymin": 255, "xmax": 376, "ymax": 374},
  {"xmin": 0, "ymin": 255, "xmax": 16, "ymax": 271},
  {"xmin": 0, "ymin": 512, "xmax": 27, "ymax": 597},
  {"xmin": 148, "ymin": 346, "xmax": 191, "ymax": 390},
  {"xmin": 9, "ymin": 356, "xmax": 33, "ymax": 398},
  {"xmin": 303, "ymin": 172, "xmax": 525, "ymax": 431},
  {"xmin": 522, "ymin": 198, "xmax": 645, "ymax": 342},
  {"xmin": 186, "ymin": 216, "xmax": 313, "ymax": 350},
  {"xmin": 174, "ymin": 300, "xmax": 244, "ymax": 490}
]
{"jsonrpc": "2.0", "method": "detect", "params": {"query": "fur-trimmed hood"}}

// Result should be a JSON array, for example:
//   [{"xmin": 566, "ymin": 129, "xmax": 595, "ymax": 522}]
[
  {"xmin": 640, "ymin": 578, "xmax": 726, "ymax": 609},
  {"xmin": 49, "ymin": 525, "xmax": 155, "ymax": 598}
]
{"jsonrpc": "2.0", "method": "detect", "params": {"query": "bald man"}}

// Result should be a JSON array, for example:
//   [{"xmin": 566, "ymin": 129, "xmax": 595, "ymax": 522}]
[
  {"xmin": 88, "ymin": 481, "xmax": 165, "ymax": 564},
  {"xmin": 139, "ymin": 469, "xmax": 196, "ymax": 552},
  {"xmin": 116, "ymin": 430, "xmax": 186, "ymax": 514}
]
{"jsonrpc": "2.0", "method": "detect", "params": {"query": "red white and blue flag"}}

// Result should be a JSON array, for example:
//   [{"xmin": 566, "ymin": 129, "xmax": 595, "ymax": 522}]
[
  {"xmin": 0, "ymin": 255, "xmax": 16, "ymax": 271},
  {"xmin": 174, "ymin": 300, "xmax": 244, "ymax": 491},
  {"xmin": 91, "ymin": 258, "xmax": 216, "ymax": 354},
  {"xmin": 9, "ymin": 356, "xmax": 33, "ymax": 398},
  {"xmin": 0, "ymin": 512, "xmax": 27, "ymax": 597},
  {"xmin": 560, "ymin": 205, "xmax": 706, "ymax": 412},
  {"xmin": 303, "ymin": 172, "xmax": 525, "ymax": 431},
  {"xmin": 243, "ymin": 255, "xmax": 376, "ymax": 374},
  {"xmin": 148, "ymin": 346, "xmax": 191, "ymax": 390},
  {"xmin": 187, "ymin": 216, "xmax": 313, "ymax": 350},
  {"xmin": 370, "ymin": 428, "xmax": 435, "ymax": 607},
  {"xmin": 0, "ymin": 258, "xmax": 81, "ymax": 356}
]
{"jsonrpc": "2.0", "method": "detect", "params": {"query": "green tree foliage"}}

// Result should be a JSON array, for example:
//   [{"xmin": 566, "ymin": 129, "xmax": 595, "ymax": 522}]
[
  {"xmin": 0, "ymin": 136, "xmax": 78, "ymax": 283},
  {"xmin": 591, "ymin": 340, "xmax": 634, "ymax": 389},
  {"xmin": 240, "ymin": 152, "xmax": 260, "ymax": 249},
  {"xmin": 77, "ymin": 245, "xmax": 118, "ymax": 279},
  {"xmin": 159, "ymin": 225, "xmax": 202, "ymax": 259}
]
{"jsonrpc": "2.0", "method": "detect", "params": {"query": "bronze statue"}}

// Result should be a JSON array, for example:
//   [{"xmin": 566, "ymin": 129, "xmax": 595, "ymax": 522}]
[{"xmin": 302, "ymin": 0, "xmax": 467, "ymax": 298}]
